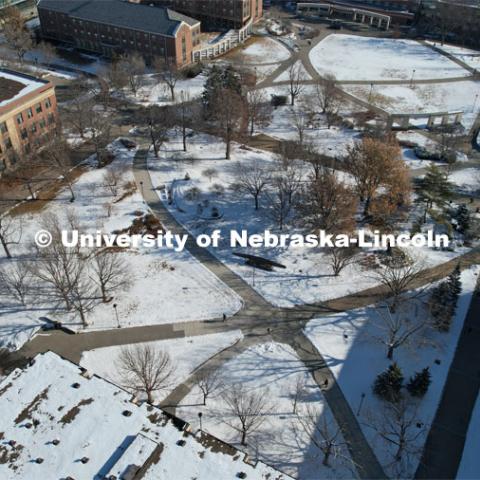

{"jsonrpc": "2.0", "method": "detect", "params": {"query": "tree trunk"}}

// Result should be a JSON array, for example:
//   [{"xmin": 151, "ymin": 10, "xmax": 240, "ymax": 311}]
[
  {"xmin": 182, "ymin": 125, "xmax": 187, "ymax": 152},
  {"xmin": 226, "ymin": 139, "xmax": 231, "ymax": 160},
  {"xmin": 254, "ymin": 195, "xmax": 259, "ymax": 210},
  {"xmin": 291, "ymin": 94, "xmax": 295, "ymax": 106},
  {"xmin": 323, "ymin": 446, "xmax": 332, "ymax": 467},
  {"xmin": 387, "ymin": 344, "xmax": 394, "ymax": 360},
  {"xmin": 170, "ymin": 85, "xmax": 175, "ymax": 101},
  {"xmin": 0, "ymin": 235, "xmax": 12, "ymax": 258},
  {"xmin": 241, "ymin": 430, "xmax": 247, "ymax": 446}
]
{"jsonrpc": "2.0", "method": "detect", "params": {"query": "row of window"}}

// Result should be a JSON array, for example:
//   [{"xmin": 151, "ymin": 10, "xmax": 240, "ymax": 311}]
[{"xmin": 16, "ymin": 98, "xmax": 53, "ymax": 126}]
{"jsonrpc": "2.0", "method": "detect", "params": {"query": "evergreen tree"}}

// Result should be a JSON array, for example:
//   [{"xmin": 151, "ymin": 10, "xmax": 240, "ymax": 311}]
[
  {"xmin": 448, "ymin": 264, "xmax": 462, "ymax": 297},
  {"xmin": 373, "ymin": 363, "xmax": 404, "ymax": 403},
  {"xmin": 407, "ymin": 367, "xmax": 431, "ymax": 397},
  {"xmin": 416, "ymin": 164, "xmax": 453, "ymax": 223},
  {"xmin": 202, "ymin": 65, "xmax": 242, "ymax": 116},
  {"xmin": 454, "ymin": 204, "xmax": 471, "ymax": 235}
]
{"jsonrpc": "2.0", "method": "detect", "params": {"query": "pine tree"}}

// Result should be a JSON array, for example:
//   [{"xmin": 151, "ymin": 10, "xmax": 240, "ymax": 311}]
[
  {"xmin": 373, "ymin": 363, "xmax": 404, "ymax": 403},
  {"xmin": 202, "ymin": 65, "xmax": 242, "ymax": 116},
  {"xmin": 416, "ymin": 164, "xmax": 453, "ymax": 223},
  {"xmin": 407, "ymin": 367, "xmax": 431, "ymax": 397},
  {"xmin": 448, "ymin": 264, "xmax": 462, "ymax": 297},
  {"xmin": 454, "ymin": 204, "xmax": 471, "ymax": 235}
]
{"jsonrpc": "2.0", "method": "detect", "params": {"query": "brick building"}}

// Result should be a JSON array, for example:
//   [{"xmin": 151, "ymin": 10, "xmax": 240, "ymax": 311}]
[
  {"xmin": 0, "ymin": 69, "xmax": 58, "ymax": 173},
  {"xmin": 37, "ymin": 0, "xmax": 201, "ymax": 67},
  {"xmin": 145, "ymin": 0, "xmax": 263, "ymax": 29}
]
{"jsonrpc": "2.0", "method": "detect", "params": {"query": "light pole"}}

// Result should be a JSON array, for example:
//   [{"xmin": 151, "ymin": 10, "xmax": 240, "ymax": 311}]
[
  {"xmin": 368, "ymin": 83, "xmax": 374, "ymax": 103},
  {"xmin": 140, "ymin": 181, "xmax": 144, "ymax": 201},
  {"xmin": 113, "ymin": 303, "xmax": 120, "ymax": 328},
  {"xmin": 357, "ymin": 392, "xmax": 366, "ymax": 416},
  {"xmin": 410, "ymin": 69, "xmax": 416, "ymax": 88},
  {"xmin": 473, "ymin": 94, "xmax": 479, "ymax": 113},
  {"xmin": 198, "ymin": 412, "xmax": 203, "ymax": 431},
  {"xmin": 252, "ymin": 265, "xmax": 256, "ymax": 286}
]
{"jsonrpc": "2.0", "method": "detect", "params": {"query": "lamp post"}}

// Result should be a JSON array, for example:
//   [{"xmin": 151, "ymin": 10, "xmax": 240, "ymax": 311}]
[
  {"xmin": 198, "ymin": 412, "xmax": 203, "ymax": 431},
  {"xmin": 473, "ymin": 94, "xmax": 479, "ymax": 113},
  {"xmin": 368, "ymin": 83, "xmax": 374, "ymax": 103},
  {"xmin": 113, "ymin": 303, "xmax": 120, "ymax": 328},
  {"xmin": 357, "ymin": 392, "xmax": 366, "ymax": 416},
  {"xmin": 140, "ymin": 181, "xmax": 144, "ymax": 201},
  {"xmin": 410, "ymin": 69, "xmax": 416, "ymax": 88}
]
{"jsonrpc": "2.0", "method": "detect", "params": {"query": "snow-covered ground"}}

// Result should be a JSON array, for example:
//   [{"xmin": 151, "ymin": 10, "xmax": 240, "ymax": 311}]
[
  {"xmin": 449, "ymin": 167, "xmax": 480, "ymax": 194},
  {"xmin": 177, "ymin": 341, "xmax": 356, "ymax": 479},
  {"xmin": 147, "ymin": 130, "xmax": 468, "ymax": 308},
  {"xmin": 457, "ymin": 391, "xmax": 480, "ymax": 479},
  {"xmin": 232, "ymin": 37, "xmax": 291, "ymax": 65},
  {"xmin": 80, "ymin": 330, "xmax": 243, "ymax": 402},
  {"xmin": 273, "ymin": 60, "xmax": 312, "ymax": 82},
  {"xmin": 344, "ymin": 81, "xmax": 480, "ymax": 130},
  {"xmin": 0, "ymin": 351, "xmax": 286, "ymax": 480},
  {"xmin": 427, "ymin": 42, "xmax": 480, "ymax": 71},
  {"xmin": 310, "ymin": 35, "xmax": 470, "ymax": 81},
  {"xmin": 304, "ymin": 266, "xmax": 479, "ymax": 478},
  {"xmin": 0, "ymin": 141, "xmax": 241, "ymax": 351}
]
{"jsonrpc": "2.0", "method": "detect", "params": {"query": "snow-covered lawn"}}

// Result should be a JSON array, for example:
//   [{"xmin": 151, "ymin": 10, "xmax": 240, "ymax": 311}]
[
  {"xmin": 310, "ymin": 35, "xmax": 470, "ymax": 81},
  {"xmin": 177, "ymin": 341, "xmax": 356, "ymax": 479},
  {"xmin": 304, "ymin": 266, "xmax": 479, "ymax": 478},
  {"xmin": 233, "ymin": 37, "xmax": 291, "ymax": 65},
  {"xmin": 344, "ymin": 81, "xmax": 480, "ymax": 130},
  {"xmin": 147, "ymin": 130, "xmax": 468, "ymax": 308},
  {"xmin": 449, "ymin": 167, "xmax": 480, "ymax": 194},
  {"xmin": 80, "ymin": 330, "xmax": 243, "ymax": 402},
  {"xmin": 273, "ymin": 60, "xmax": 312, "ymax": 82},
  {"xmin": 0, "ymin": 141, "xmax": 241, "ymax": 351},
  {"xmin": 122, "ymin": 73, "xmax": 207, "ymax": 106},
  {"xmin": 428, "ymin": 42, "xmax": 480, "ymax": 71},
  {"xmin": 457, "ymin": 391, "xmax": 480, "ymax": 479}
]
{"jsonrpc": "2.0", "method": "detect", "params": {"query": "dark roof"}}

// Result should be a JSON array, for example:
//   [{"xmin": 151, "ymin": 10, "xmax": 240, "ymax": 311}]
[
  {"xmin": 0, "ymin": 78, "xmax": 24, "ymax": 103},
  {"xmin": 37, "ymin": 0, "xmax": 199, "ymax": 36}
]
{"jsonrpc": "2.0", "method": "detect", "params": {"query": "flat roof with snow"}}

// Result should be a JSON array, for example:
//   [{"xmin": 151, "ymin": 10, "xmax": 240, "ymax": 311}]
[
  {"xmin": 0, "ymin": 69, "xmax": 50, "ymax": 110},
  {"xmin": 0, "ymin": 352, "xmax": 288, "ymax": 480}
]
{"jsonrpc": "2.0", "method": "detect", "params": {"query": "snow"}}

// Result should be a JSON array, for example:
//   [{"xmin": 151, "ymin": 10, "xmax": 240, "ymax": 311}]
[
  {"xmin": 80, "ymin": 330, "xmax": 243, "ymax": 402},
  {"xmin": 0, "ymin": 70, "xmax": 45, "ymax": 108},
  {"xmin": 310, "ymin": 35, "xmax": 470, "ymax": 81},
  {"xmin": 449, "ymin": 167, "xmax": 480, "ymax": 194},
  {"xmin": 177, "ymin": 341, "xmax": 356, "ymax": 479},
  {"xmin": 273, "ymin": 60, "xmax": 312, "ymax": 82},
  {"xmin": 0, "ymin": 141, "xmax": 241, "ymax": 351},
  {"xmin": 0, "ymin": 351, "xmax": 287, "ymax": 480},
  {"xmin": 304, "ymin": 266, "xmax": 480, "ymax": 478},
  {"xmin": 457, "ymin": 391, "xmax": 480, "ymax": 479},
  {"xmin": 427, "ymin": 42, "xmax": 480, "ymax": 71},
  {"xmin": 147, "ymin": 128, "xmax": 469, "ymax": 308},
  {"xmin": 235, "ymin": 38, "xmax": 291, "ymax": 64},
  {"xmin": 344, "ymin": 81, "xmax": 480, "ymax": 130}
]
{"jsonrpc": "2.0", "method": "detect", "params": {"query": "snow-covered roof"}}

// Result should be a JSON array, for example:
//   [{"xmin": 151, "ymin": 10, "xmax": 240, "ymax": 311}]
[
  {"xmin": 0, "ymin": 352, "xmax": 288, "ymax": 480},
  {"xmin": 0, "ymin": 69, "xmax": 49, "ymax": 110}
]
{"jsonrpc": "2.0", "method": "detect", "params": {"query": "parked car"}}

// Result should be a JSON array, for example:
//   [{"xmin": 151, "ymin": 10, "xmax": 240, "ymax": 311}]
[{"xmin": 118, "ymin": 138, "xmax": 137, "ymax": 149}]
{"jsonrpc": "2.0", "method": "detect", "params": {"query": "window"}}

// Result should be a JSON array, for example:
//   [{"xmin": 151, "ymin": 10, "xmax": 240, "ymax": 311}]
[
  {"xmin": 39, "ymin": 119, "xmax": 46, "ymax": 129},
  {"xmin": 35, "ymin": 103, "xmax": 43, "ymax": 114},
  {"xmin": 45, "ymin": 98, "xmax": 52, "ymax": 109},
  {"xmin": 31, "ymin": 123, "xmax": 37, "ymax": 134},
  {"xmin": 4, "ymin": 138, "xmax": 12, "ymax": 150},
  {"xmin": 20, "ymin": 129, "xmax": 28, "ymax": 140},
  {"xmin": 16, "ymin": 113, "xmax": 24, "ymax": 125},
  {"xmin": 47, "ymin": 113, "xmax": 55, "ymax": 125},
  {"xmin": 0, "ymin": 122, "xmax": 7, "ymax": 134},
  {"xmin": 27, "ymin": 108, "xmax": 33, "ymax": 118}
]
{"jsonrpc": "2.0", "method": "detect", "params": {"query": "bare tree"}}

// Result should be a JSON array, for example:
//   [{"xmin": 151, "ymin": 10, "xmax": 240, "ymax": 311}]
[
  {"xmin": 232, "ymin": 160, "xmax": 270, "ymax": 210},
  {"xmin": 327, "ymin": 246, "xmax": 360, "ymax": 276},
  {"xmin": 222, "ymin": 384, "xmax": 271, "ymax": 446},
  {"xmin": 295, "ymin": 405, "xmax": 346, "ymax": 467},
  {"xmin": 0, "ymin": 260, "xmax": 33, "ymax": 305},
  {"xmin": 291, "ymin": 376, "xmax": 306, "ymax": 415},
  {"xmin": 102, "ymin": 168, "xmax": 122, "ymax": 197},
  {"xmin": 116, "ymin": 345, "xmax": 173, "ymax": 403},
  {"xmin": 91, "ymin": 251, "xmax": 130, "ymax": 302},
  {"xmin": 374, "ymin": 253, "xmax": 424, "ymax": 312},
  {"xmin": 86, "ymin": 107, "xmax": 113, "ymax": 167},
  {"xmin": 64, "ymin": 82, "xmax": 96, "ymax": 140},
  {"xmin": 366, "ymin": 399, "xmax": 425, "ymax": 477},
  {"xmin": 374, "ymin": 304, "xmax": 426, "ymax": 360},
  {"xmin": 0, "ymin": 216, "xmax": 22, "ymax": 258},
  {"xmin": 118, "ymin": 53, "xmax": 146, "ymax": 96},
  {"xmin": 245, "ymin": 89, "xmax": 272, "ymax": 136},
  {"xmin": 37, "ymin": 41, "xmax": 57, "ymax": 66},
  {"xmin": 211, "ymin": 88, "xmax": 245, "ymax": 159},
  {"xmin": 266, "ymin": 175, "xmax": 295, "ymax": 230},
  {"xmin": 143, "ymin": 105, "xmax": 172, "ymax": 158},
  {"xmin": 292, "ymin": 109, "xmax": 308, "ymax": 145},
  {"xmin": 195, "ymin": 369, "xmax": 223, "ymax": 405},
  {"xmin": 154, "ymin": 58, "xmax": 180, "ymax": 101},
  {"xmin": 176, "ymin": 90, "xmax": 191, "ymax": 152},
  {"xmin": 287, "ymin": 63, "xmax": 305, "ymax": 106},
  {"xmin": 0, "ymin": 7, "xmax": 33, "ymax": 64},
  {"xmin": 314, "ymin": 74, "xmax": 338, "ymax": 114},
  {"xmin": 298, "ymin": 169, "xmax": 357, "ymax": 234}
]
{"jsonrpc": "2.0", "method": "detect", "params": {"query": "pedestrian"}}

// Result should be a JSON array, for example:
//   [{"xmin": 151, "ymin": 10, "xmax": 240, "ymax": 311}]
[{"xmin": 222, "ymin": 313, "xmax": 226, "ymax": 322}]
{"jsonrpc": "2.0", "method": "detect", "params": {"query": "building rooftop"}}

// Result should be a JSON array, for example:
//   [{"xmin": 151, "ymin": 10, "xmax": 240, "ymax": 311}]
[
  {"xmin": 0, "ymin": 351, "xmax": 288, "ymax": 480},
  {"xmin": 0, "ymin": 69, "xmax": 49, "ymax": 109},
  {"xmin": 37, "ymin": 0, "xmax": 200, "ymax": 36}
]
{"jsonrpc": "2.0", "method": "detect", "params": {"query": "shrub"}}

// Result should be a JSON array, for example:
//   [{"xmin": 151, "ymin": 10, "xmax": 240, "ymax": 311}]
[
  {"xmin": 407, "ymin": 367, "xmax": 431, "ymax": 397},
  {"xmin": 373, "ymin": 363, "xmax": 404, "ymax": 403},
  {"xmin": 210, "ymin": 183, "xmax": 225, "ymax": 196},
  {"xmin": 184, "ymin": 186, "xmax": 201, "ymax": 201},
  {"xmin": 271, "ymin": 95, "xmax": 288, "ymax": 107}
]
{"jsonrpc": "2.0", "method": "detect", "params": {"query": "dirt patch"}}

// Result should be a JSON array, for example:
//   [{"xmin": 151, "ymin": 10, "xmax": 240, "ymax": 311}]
[
  {"xmin": 14, "ymin": 387, "xmax": 50, "ymax": 425},
  {"xmin": 58, "ymin": 398, "xmax": 94, "ymax": 425}
]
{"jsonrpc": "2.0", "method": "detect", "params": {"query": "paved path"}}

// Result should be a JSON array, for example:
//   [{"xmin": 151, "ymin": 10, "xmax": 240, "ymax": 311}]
[{"xmin": 416, "ymin": 276, "xmax": 480, "ymax": 479}]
